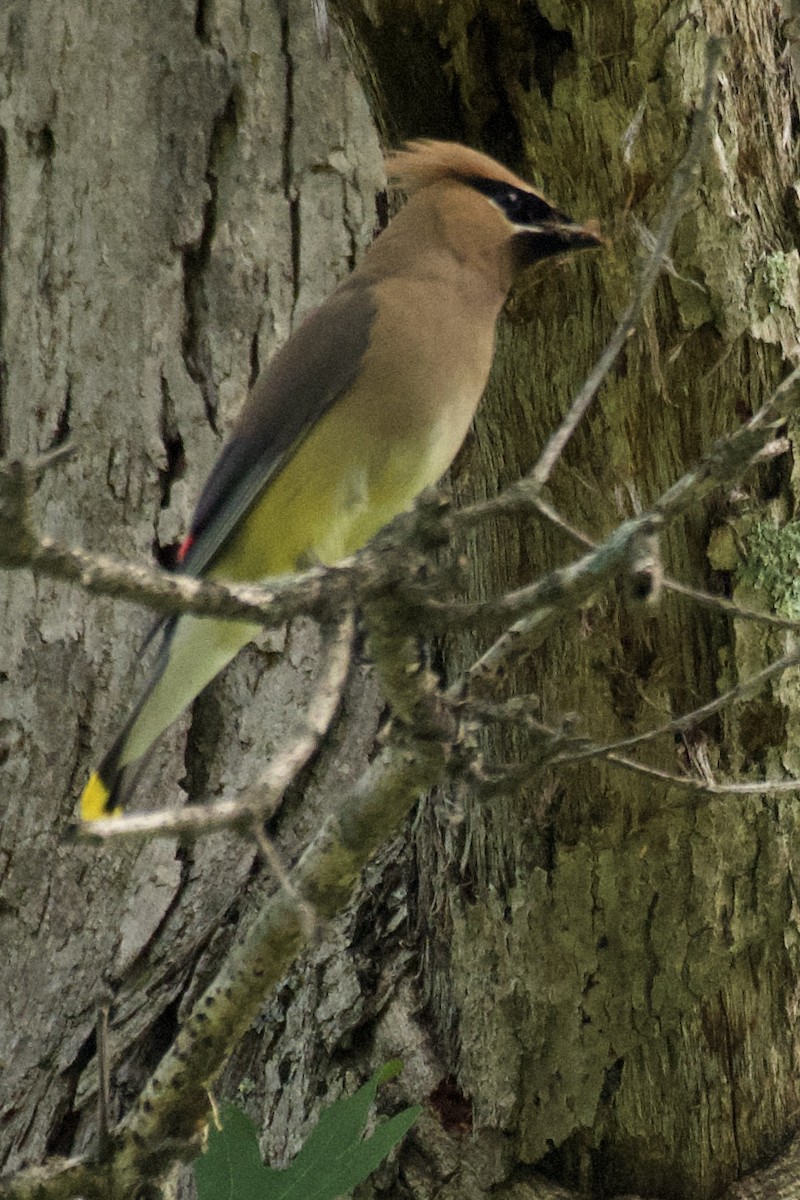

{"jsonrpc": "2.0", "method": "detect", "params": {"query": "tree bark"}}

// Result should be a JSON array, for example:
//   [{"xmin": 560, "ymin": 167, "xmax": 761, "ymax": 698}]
[
  {"xmin": 3, "ymin": 2, "xmax": 800, "ymax": 1200},
  {"xmin": 329, "ymin": 2, "xmax": 800, "ymax": 1198},
  {"xmin": 0, "ymin": 0, "xmax": 383, "ymax": 1177}
]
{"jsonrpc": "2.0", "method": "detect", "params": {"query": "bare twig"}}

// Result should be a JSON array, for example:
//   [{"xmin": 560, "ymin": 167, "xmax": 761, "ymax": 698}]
[
  {"xmin": 0, "ymin": 451, "xmax": 433, "ymax": 630},
  {"xmin": 520, "ymin": 498, "xmax": 800, "ymax": 634},
  {"xmin": 571, "ymin": 752, "xmax": 800, "ymax": 796},
  {"xmin": 515, "ymin": 496, "xmax": 800, "ymax": 634},
  {"xmin": 252, "ymin": 825, "xmax": 318, "ymax": 938},
  {"xmin": 463, "ymin": 621, "xmax": 800, "ymax": 784},
  {"xmin": 655, "ymin": 366, "xmax": 800, "ymax": 517},
  {"xmin": 665, "ymin": 577, "xmax": 800, "ymax": 631},
  {"xmin": 553, "ymin": 644, "xmax": 800, "ymax": 765},
  {"xmin": 530, "ymin": 496, "xmax": 597, "ymax": 549},
  {"xmin": 481, "ymin": 704, "xmax": 800, "ymax": 798}
]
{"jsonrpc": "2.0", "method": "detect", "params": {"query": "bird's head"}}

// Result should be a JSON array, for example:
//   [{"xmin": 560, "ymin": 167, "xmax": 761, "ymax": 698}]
[{"xmin": 385, "ymin": 140, "xmax": 602, "ymax": 282}]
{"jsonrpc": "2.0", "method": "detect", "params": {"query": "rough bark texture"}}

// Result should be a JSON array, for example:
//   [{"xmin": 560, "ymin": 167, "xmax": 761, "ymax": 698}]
[
  {"xmin": 329, "ymin": 2, "xmax": 800, "ymax": 1198},
  {"xmin": 3, "ymin": 2, "xmax": 800, "ymax": 1200},
  {"xmin": 0, "ymin": 0, "xmax": 383, "ymax": 1177}
]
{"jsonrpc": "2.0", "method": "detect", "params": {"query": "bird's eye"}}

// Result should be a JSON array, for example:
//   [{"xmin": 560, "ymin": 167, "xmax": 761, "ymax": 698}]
[
  {"xmin": 504, "ymin": 189, "xmax": 523, "ymax": 217},
  {"xmin": 464, "ymin": 175, "xmax": 555, "ymax": 225}
]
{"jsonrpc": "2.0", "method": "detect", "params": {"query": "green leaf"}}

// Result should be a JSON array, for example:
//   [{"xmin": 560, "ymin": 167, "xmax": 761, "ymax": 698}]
[
  {"xmin": 195, "ymin": 1104, "xmax": 266, "ymax": 1200},
  {"xmin": 194, "ymin": 1065, "xmax": 420, "ymax": 1200}
]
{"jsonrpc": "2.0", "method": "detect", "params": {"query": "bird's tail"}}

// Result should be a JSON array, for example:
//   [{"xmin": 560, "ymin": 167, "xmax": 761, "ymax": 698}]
[
  {"xmin": 79, "ymin": 738, "xmax": 139, "ymax": 819},
  {"xmin": 79, "ymin": 613, "xmax": 261, "ymax": 820},
  {"xmin": 79, "ymin": 631, "xmax": 175, "ymax": 820}
]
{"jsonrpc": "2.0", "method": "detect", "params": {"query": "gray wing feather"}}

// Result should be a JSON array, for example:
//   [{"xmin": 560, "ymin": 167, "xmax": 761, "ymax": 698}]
[{"xmin": 181, "ymin": 276, "xmax": 376, "ymax": 577}]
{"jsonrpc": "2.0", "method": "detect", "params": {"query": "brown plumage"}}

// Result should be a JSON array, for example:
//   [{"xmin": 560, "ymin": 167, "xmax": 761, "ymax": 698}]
[
  {"xmin": 80, "ymin": 139, "xmax": 601, "ymax": 820},
  {"xmin": 386, "ymin": 139, "xmax": 536, "ymax": 193}
]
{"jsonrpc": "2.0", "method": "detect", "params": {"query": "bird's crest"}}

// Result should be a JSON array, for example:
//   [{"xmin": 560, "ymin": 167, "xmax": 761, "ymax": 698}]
[{"xmin": 385, "ymin": 139, "xmax": 541, "ymax": 198}]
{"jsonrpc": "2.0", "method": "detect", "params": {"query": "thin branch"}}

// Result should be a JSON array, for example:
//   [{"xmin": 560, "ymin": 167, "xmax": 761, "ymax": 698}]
[
  {"xmin": 252, "ymin": 825, "xmax": 318, "ymax": 939},
  {"xmin": 530, "ymin": 496, "xmax": 597, "ymax": 549},
  {"xmin": 465, "ymin": 637, "xmax": 800, "ymax": 791},
  {"xmin": 528, "ymin": 39, "xmax": 722, "ymax": 489},
  {"xmin": 462, "ymin": 515, "xmax": 664, "ymax": 684},
  {"xmin": 95, "ymin": 999, "xmax": 112, "ymax": 1163},
  {"xmin": 0, "ymin": 451, "xmax": 427, "ymax": 627},
  {"xmin": 520, "ymin": 496, "xmax": 800, "ymax": 635},
  {"xmin": 569, "ymin": 752, "xmax": 800, "ymax": 796},
  {"xmin": 553, "ymin": 645, "xmax": 800, "ymax": 766},
  {"xmin": 665, "ymin": 577, "xmax": 800, "ymax": 632},
  {"xmin": 654, "ymin": 365, "xmax": 800, "ymax": 517},
  {"xmin": 481, "ymin": 711, "xmax": 800, "ymax": 798},
  {"xmin": 0, "ymin": 452, "xmax": 464, "ymax": 636},
  {"xmin": 526, "ymin": 498, "xmax": 800, "ymax": 634}
]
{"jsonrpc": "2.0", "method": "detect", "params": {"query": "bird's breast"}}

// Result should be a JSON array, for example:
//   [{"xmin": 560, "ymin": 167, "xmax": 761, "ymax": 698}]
[{"xmin": 211, "ymin": 273, "xmax": 497, "ymax": 581}]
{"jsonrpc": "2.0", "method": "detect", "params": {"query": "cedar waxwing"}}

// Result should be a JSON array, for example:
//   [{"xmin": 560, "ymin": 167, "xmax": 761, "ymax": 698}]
[{"xmin": 80, "ymin": 140, "xmax": 601, "ymax": 820}]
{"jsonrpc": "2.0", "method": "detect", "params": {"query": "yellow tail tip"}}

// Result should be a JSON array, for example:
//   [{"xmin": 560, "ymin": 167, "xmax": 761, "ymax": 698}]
[{"xmin": 80, "ymin": 772, "xmax": 121, "ymax": 822}]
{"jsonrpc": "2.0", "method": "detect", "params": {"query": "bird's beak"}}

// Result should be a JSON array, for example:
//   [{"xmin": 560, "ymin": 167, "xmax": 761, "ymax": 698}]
[
  {"xmin": 512, "ymin": 214, "xmax": 604, "ymax": 265},
  {"xmin": 548, "ymin": 216, "xmax": 605, "ymax": 251}
]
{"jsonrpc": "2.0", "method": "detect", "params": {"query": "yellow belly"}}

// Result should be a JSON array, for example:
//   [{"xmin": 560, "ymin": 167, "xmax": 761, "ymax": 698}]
[{"xmin": 209, "ymin": 392, "xmax": 460, "ymax": 582}]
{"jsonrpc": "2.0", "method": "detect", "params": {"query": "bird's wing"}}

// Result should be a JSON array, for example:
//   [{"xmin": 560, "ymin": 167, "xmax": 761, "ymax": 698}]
[{"xmin": 179, "ymin": 277, "xmax": 377, "ymax": 578}]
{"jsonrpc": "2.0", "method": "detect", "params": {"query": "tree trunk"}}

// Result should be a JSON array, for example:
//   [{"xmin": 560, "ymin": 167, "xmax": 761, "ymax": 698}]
[
  {"xmin": 329, "ymin": 1, "xmax": 800, "ymax": 1197},
  {"xmin": 3, "ymin": 2, "xmax": 800, "ymax": 1200},
  {"xmin": 0, "ymin": 0, "xmax": 383, "ymax": 1176}
]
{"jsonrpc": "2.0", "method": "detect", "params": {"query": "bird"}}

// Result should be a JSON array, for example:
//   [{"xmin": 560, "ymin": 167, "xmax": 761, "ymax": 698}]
[{"xmin": 80, "ymin": 139, "xmax": 601, "ymax": 820}]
